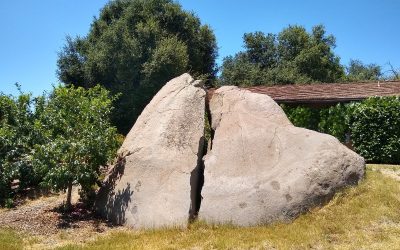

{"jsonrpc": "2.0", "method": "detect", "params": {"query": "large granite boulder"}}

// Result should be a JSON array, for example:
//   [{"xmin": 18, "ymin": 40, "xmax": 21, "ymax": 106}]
[
  {"xmin": 96, "ymin": 73, "xmax": 205, "ymax": 228},
  {"xmin": 199, "ymin": 86, "xmax": 365, "ymax": 226}
]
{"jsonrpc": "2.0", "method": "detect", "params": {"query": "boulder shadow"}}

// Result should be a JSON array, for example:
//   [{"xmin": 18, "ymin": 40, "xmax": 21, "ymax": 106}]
[
  {"xmin": 95, "ymin": 156, "xmax": 133, "ymax": 225},
  {"xmin": 189, "ymin": 136, "xmax": 205, "ymax": 222}
]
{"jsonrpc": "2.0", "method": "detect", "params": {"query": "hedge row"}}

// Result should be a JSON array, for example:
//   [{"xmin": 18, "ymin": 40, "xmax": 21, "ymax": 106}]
[{"xmin": 282, "ymin": 96, "xmax": 400, "ymax": 164}]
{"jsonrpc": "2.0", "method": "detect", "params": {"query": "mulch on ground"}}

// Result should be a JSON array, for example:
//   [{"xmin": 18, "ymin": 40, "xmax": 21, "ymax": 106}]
[{"xmin": 0, "ymin": 191, "xmax": 113, "ymax": 236}]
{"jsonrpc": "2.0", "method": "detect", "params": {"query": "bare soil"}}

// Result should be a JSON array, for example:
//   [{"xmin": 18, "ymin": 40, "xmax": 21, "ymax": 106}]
[{"xmin": 0, "ymin": 187, "xmax": 120, "ymax": 249}]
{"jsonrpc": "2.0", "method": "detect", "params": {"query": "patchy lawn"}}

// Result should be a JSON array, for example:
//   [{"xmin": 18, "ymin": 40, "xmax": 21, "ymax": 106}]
[{"xmin": 1, "ymin": 165, "xmax": 400, "ymax": 250}]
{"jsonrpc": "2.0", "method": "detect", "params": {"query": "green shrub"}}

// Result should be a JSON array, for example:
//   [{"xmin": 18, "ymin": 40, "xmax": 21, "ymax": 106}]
[
  {"xmin": 282, "ymin": 97, "xmax": 400, "ymax": 164},
  {"xmin": 282, "ymin": 104, "xmax": 354, "ymax": 143},
  {"xmin": 350, "ymin": 97, "xmax": 400, "ymax": 164},
  {"xmin": 0, "ymin": 86, "xmax": 119, "ymax": 208},
  {"xmin": 318, "ymin": 103, "xmax": 355, "ymax": 142},
  {"xmin": 281, "ymin": 105, "xmax": 321, "ymax": 131}
]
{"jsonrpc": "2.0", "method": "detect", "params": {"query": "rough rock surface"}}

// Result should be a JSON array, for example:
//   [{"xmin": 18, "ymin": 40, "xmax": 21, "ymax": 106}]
[
  {"xmin": 199, "ymin": 86, "xmax": 365, "ymax": 226},
  {"xmin": 96, "ymin": 73, "xmax": 205, "ymax": 229}
]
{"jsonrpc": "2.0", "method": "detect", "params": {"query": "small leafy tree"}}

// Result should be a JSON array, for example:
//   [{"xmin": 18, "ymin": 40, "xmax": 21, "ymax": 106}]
[
  {"xmin": 0, "ymin": 91, "xmax": 44, "ymax": 206},
  {"xmin": 33, "ymin": 86, "xmax": 119, "ymax": 209},
  {"xmin": 0, "ymin": 94, "xmax": 21, "ymax": 205}
]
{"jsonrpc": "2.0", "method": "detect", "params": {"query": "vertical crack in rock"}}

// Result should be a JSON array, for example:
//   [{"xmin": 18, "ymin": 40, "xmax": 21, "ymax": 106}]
[
  {"xmin": 205, "ymin": 88, "xmax": 215, "ymax": 150},
  {"xmin": 189, "ymin": 90, "xmax": 213, "ymax": 222},
  {"xmin": 189, "ymin": 136, "xmax": 205, "ymax": 222}
]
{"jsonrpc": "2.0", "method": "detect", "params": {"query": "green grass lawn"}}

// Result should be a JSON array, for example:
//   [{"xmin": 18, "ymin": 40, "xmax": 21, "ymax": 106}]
[{"xmin": 1, "ymin": 165, "xmax": 400, "ymax": 250}]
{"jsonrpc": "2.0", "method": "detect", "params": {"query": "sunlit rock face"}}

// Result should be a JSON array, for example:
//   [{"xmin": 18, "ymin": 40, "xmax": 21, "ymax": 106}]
[
  {"xmin": 199, "ymin": 86, "xmax": 365, "ymax": 226},
  {"xmin": 95, "ymin": 73, "xmax": 205, "ymax": 229}
]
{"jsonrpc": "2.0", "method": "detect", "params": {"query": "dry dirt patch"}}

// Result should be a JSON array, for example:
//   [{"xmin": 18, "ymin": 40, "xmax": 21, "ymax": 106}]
[{"xmin": 0, "ymin": 187, "xmax": 120, "ymax": 249}]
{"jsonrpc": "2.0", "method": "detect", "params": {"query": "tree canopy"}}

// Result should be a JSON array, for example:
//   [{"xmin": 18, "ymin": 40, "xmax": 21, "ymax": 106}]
[
  {"xmin": 345, "ymin": 59, "xmax": 382, "ymax": 82},
  {"xmin": 57, "ymin": 0, "xmax": 218, "ymax": 134},
  {"xmin": 219, "ymin": 25, "xmax": 345, "ymax": 86}
]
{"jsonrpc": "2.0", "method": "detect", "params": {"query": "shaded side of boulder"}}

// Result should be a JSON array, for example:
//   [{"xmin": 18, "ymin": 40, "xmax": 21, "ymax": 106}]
[
  {"xmin": 199, "ymin": 86, "xmax": 365, "ymax": 226},
  {"xmin": 95, "ymin": 73, "xmax": 206, "ymax": 229}
]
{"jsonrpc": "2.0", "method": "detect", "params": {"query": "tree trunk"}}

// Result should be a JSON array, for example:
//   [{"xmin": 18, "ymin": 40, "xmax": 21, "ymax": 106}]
[{"xmin": 66, "ymin": 182, "xmax": 73, "ymax": 211}]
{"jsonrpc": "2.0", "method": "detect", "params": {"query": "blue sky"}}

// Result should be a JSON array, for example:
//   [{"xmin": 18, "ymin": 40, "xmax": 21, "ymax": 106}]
[{"xmin": 1, "ymin": 0, "xmax": 399, "ymax": 96}]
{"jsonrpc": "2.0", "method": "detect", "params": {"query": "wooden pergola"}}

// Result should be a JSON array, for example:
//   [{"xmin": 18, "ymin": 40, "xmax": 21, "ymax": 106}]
[{"xmin": 207, "ymin": 81, "xmax": 400, "ymax": 107}]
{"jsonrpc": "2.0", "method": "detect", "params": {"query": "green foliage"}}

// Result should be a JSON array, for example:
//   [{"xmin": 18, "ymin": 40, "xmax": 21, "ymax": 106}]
[
  {"xmin": 350, "ymin": 97, "xmax": 400, "ymax": 164},
  {"xmin": 204, "ymin": 113, "xmax": 212, "ymax": 144},
  {"xmin": 281, "ymin": 105, "xmax": 321, "ymax": 131},
  {"xmin": 283, "ymin": 103, "xmax": 359, "ymax": 144},
  {"xmin": 283, "ymin": 97, "xmax": 400, "ymax": 164},
  {"xmin": 57, "ymin": 0, "xmax": 218, "ymax": 134},
  {"xmin": 219, "ymin": 25, "xmax": 344, "ymax": 86},
  {"xmin": 33, "ymin": 86, "xmax": 119, "ymax": 206},
  {"xmin": 0, "ymin": 90, "xmax": 44, "ymax": 205},
  {"xmin": 318, "ymin": 103, "xmax": 355, "ymax": 142},
  {"xmin": 345, "ymin": 59, "xmax": 382, "ymax": 82},
  {"xmin": 283, "ymin": 103, "xmax": 358, "ymax": 143},
  {"xmin": 0, "ymin": 86, "xmax": 119, "ymax": 207}
]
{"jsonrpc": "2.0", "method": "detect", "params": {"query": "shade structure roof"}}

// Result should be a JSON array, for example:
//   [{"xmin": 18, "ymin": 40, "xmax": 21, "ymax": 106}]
[{"xmin": 207, "ymin": 81, "xmax": 400, "ymax": 106}]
